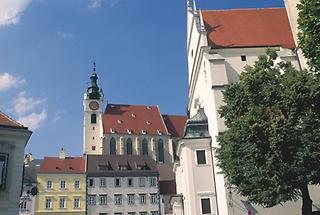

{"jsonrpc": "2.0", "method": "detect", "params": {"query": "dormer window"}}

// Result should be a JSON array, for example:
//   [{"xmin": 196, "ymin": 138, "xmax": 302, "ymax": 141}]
[
  {"xmin": 110, "ymin": 128, "xmax": 116, "ymax": 133},
  {"xmin": 146, "ymin": 121, "xmax": 151, "ymax": 125},
  {"xmin": 141, "ymin": 130, "xmax": 147, "ymax": 135},
  {"xmin": 117, "ymin": 120, "xmax": 123, "ymax": 124},
  {"xmin": 127, "ymin": 129, "xmax": 132, "ymax": 134},
  {"xmin": 157, "ymin": 130, "xmax": 162, "ymax": 135},
  {"xmin": 131, "ymin": 113, "xmax": 136, "ymax": 118},
  {"xmin": 146, "ymin": 106, "xmax": 151, "ymax": 110}
]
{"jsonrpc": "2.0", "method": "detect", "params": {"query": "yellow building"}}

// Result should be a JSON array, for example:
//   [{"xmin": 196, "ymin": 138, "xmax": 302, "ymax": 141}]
[{"xmin": 35, "ymin": 150, "xmax": 86, "ymax": 215}]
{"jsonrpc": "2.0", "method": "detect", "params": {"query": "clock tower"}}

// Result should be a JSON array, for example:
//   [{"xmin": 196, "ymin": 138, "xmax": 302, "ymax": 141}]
[{"xmin": 83, "ymin": 63, "xmax": 104, "ymax": 155}]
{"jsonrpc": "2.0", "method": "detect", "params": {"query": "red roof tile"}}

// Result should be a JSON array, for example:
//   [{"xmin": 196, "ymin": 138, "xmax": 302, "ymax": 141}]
[
  {"xmin": 103, "ymin": 104, "xmax": 169, "ymax": 136},
  {"xmin": 202, "ymin": 8, "xmax": 296, "ymax": 49},
  {"xmin": 0, "ymin": 111, "xmax": 24, "ymax": 128},
  {"xmin": 39, "ymin": 157, "xmax": 85, "ymax": 174},
  {"xmin": 162, "ymin": 115, "xmax": 187, "ymax": 138}
]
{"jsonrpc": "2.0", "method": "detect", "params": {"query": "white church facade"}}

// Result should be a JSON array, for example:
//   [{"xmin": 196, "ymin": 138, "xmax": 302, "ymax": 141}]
[{"xmin": 171, "ymin": 1, "xmax": 320, "ymax": 215}]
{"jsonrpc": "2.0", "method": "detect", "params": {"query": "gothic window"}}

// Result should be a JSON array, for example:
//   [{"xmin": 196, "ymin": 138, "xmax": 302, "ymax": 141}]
[
  {"xmin": 91, "ymin": 114, "xmax": 97, "ymax": 124},
  {"xmin": 126, "ymin": 138, "xmax": 133, "ymax": 155},
  {"xmin": 157, "ymin": 139, "xmax": 165, "ymax": 163},
  {"xmin": 110, "ymin": 138, "xmax": 116, "ymax": 155},
  {"xmin": 142, "ymin": 138, "xmax": 148, "ymax": 155}
]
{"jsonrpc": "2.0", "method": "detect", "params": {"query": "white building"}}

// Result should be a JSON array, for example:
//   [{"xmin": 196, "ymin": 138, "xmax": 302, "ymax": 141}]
[
  {"xmin": 87, "ymin": 155, "xmax": 160, "ymax": 215},
  {"xmin": 0, "ymin": 111, "xmax": 32, "ymax": 215},
  {"xmin": 19, "ymin": 156, "xmax": 42, "ymax": 215},
  {"xmin": 178, "ymin": 1, "xmax": 320, "ymax": 214},
  {"xmin": 173, "ymin": 108, "xmax": 217, "ymax": 215}
]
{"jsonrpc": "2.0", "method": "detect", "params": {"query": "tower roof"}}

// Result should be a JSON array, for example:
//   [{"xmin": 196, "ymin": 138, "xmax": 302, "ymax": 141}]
[
  {"xmin": 201, "ymin": 8, "xmax": 296, "ymax": 49},
  {"xmin": 184, "ymin": 108, "xmax": 210, "ymax": 139},
  {"xmin": 86, "ymin": 62, "xmax": 102, "ymax": 100}
]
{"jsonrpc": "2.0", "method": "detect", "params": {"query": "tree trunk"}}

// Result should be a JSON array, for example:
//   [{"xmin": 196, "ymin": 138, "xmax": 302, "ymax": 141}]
[{"xmin": 301, "ymin": 183, "xmax": 313, "ymax": 215}]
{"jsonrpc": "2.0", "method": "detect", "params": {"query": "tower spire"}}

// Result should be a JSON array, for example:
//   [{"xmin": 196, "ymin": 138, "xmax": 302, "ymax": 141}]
[
  {"xmin": 187, "ymin": 0, "xmax": 192, "ymax": 11},
  {"xmin": 86, "ymin": 62, "xmax": 101, "ymax": 99}
]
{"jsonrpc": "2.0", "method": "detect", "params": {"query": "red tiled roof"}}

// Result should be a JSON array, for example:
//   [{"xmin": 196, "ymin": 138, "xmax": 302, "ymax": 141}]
[
  {"xmin": 39, "ymin": 157, "xmax": 85, "ymax": 174},
  {"xmin": 0, "ymin": 111, "xmax": 24, "ymax": 128},
  {"xmin": 162, "ymin": 115, "xmax": 187, "ymax": 138},
  {"xmin": 103, "ymin": 104, "xmax": 169, "ymax": 136},
  {"xmin": 202, "ymin": 8, "xmax": 296, "ymax": 49}
]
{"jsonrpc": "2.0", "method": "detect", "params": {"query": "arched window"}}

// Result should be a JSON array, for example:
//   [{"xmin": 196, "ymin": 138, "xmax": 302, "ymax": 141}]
[
  {"xmin": 110, "ymin": 138, "xmax": 116, "ymax": 155},
  {"xmin": 126, "ymin": 138, "xmax": 132, "ymax": 155},
  {"xmin": 142, "ymin": 138, "xmax": 148, "ymax": 155},
  {"xmin": 157, "ymin": 139, "xmax": 164, "ymax": 163},
  {"xmin": 91, "ymin": 114, "xmax": 97, "ymax": 124}
]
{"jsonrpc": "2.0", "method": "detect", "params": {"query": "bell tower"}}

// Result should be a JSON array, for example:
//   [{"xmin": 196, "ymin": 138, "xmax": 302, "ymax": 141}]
[{"xmin": 83, "ymin": 63, "xmax": 104, "ymax": 155}]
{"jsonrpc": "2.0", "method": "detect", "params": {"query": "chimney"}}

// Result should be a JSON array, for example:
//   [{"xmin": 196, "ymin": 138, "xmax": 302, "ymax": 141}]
[{"xmin": 59, "ymin": 148, "xmax": 66, "ymax": 159}]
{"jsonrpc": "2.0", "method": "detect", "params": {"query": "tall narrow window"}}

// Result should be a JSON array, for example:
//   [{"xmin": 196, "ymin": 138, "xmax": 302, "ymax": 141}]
[
  {"xmin": 91, "ymin": 113, "xmax": 97, "ymax": 124},
  {"xmin": 126, "ymin": 138, "xmax": 133, "ymax": 155},
  {"xmin": 142, "ymin": 139, "xmax": 148, "ymax": 155},
  {"xmin": 110, "ymin": 138, "xmax": 116, "ymax": 155},
  {"xmin": 196, "ymin": 150, "xmax": 206, "ymax": 164},
  {"xmin": 201, "ymin": 198, "xmax": 211, "ymax": 214},
  {"xmin": 157, "ymin": 139, "xmax": 164, "ymax": 163}
]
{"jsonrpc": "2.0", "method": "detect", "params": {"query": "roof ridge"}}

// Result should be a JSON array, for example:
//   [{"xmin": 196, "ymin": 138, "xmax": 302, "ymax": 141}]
[
  {"xmin": 108, "ymin": 103, "xmax": 158, "ymax": 107},
  {"xmin": 162, "ymin": 114, "xmax": 187, "ymax": 117},
  {"xmin": 200, "ymin": 7, "xmax": 285, "ymax": 12},
  {"xmin": 0, "ymin": 111, "xmax": 23, "ymax": 127}
]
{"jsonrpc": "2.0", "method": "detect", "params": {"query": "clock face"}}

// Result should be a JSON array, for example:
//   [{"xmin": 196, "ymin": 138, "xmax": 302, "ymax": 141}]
[{"xmin": 89, "ymin": 101, "xmax": 99, "ymax": 110}]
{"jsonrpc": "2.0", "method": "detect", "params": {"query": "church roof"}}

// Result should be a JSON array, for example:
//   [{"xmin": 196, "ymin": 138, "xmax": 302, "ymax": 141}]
[
  {"xmin": 103, "ymin": 104, "xmax": 170, "ymax": 136},
  {"xmin": 0, "ymin": 111, "xmax": 25, "ymax": 128},
  {"xmin": 202, "ymin": 8, "xmax": 296, "ymax": 49},
  {"xmin": 39, "ymin": 157, "xmax": 85, "ymax": 174},
  {"xmin": 162, "ymin": 115, "xmax": 187, "ymax": 138}
]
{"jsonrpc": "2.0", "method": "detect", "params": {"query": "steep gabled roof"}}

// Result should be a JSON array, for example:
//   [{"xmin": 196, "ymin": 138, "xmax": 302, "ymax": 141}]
[
  {"xmin": 202, "ymin": 8, "xmax": 296, "ymax": 49},
  {"xmin": 162, "ymin": 115, "xmax": 187, "ymax": 138},
  {"xmin": 39, "ymin": 157, "xmax": 85, "ymax": 174},
  {"xmin": 103, "ymin": 104, "xmax": 169, "ymax": 136},
  {"xmin": 0, "ymin": 111, "xmax": 24, "ymax": 128}
]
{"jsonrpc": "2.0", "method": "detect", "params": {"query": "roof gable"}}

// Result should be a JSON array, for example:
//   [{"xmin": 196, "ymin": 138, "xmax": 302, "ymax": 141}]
[
  {"xmin": 103, "ymin": 104, "xmax": 169, "ymax": 136},
  {"xmin": 162, "ymin": 115, "xmax": 187, "ymax": 138},
  {"xmin": 202, "ymin": 8, "xmax": 296, "ymax": 49}
]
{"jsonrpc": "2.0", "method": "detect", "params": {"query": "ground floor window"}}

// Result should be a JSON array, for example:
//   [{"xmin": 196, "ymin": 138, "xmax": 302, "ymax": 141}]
[{"xmin": 201, "ymin": 198, "xmax": 211, "ymax": 214}]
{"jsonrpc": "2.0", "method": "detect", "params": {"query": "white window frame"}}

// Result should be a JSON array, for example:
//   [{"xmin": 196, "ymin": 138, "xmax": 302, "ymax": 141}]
[
  {"xmin": 60, "ymin": 180, "xmax": 66, "ymax": 189},
  {"xmin": 47, "ymin": 180, "xmax": 53, "ymax": 190},
  {"xmin": 74, "ymin": 180, "xmax": 80, "ymax": 189},
  {"xmin": 150, "ymin": 193, "xmax": 158, "ymax": 204},
  {"xmin": 59, "ymin": 197, "xmax": 66, "ymax": 208},
  {"xmin": 127, "ymin": 194, "xmax": 135, "ymax": 205},
  {"xmin": 88, "ymin": 195, "xmax": 96, "ymax": 205},
  {"xmin": 128, "ymin": 178, "xmax": 133, "ymax": 187},
  {"xmin": 195, "ymin": 149, "xmax": 207, "ymax": 165},
  {"xmin": 45, "ymin": 198, "xmax": 52, "ymax": 209},
  {"xmin": 139, "ymin": 194, "xmax": 146, "ymax": 204},
  {"xmin": 200, "ymin": 197, "xmax": 212, "ymax": 214},
  {"xmin": 99, "ymin": 195, "xmax": 107, "ymax": 205},
  {"xmin": 115, "ymin": 178, "xmax": 121, "ymax": 187},
  {"xmin": 74, "ymin": 197, "xmax": 81, "ymax": 209},
  {"xmin": 150, "ymin": 177, "xmax": 157, "ymax": 187},
  {"xmin": 88, "ymin": 178, "xmax": 95, "ymax": 187},
  {"xmin": 138, "ymin": 177, "xmax": 145, "ymax": 187},
  {"xmin": 100, "ymin": 178, "xmax": 106, "ymax": 187},
  {"xmin": 114, "ymin": 194, "xmax": 122, "ymax": 205}
]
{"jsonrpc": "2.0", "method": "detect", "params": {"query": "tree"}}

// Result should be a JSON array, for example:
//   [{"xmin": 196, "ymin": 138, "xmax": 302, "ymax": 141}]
[
  {"xmin": 297, "ymin": 0, "xmax": 320, "ymax": 72},
  {"xmin": 215, "ymin": 50, "xmax": 320, "ymax": 215}
]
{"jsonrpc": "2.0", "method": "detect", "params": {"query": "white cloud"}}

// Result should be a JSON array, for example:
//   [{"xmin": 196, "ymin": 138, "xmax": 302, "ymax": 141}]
[
  {"xmin": 0, "ymin": 72, "xmax": 26, "ymax": 92},
  {"xmin": 0, "ymin": 0, "xmax": 32, "ymax": 26},
  {"xmin": 57, "ymin": 31, "xmax": 75, "ymax": 39},
  {"xmin": 13, "ymin": 92, "xmax": 47, "ymax": 115},
  {"xmin": 88, "ymin": 0, "xmax": 119, "ymax": 9},
  {"xmin": 18, "ymin": 109, "xmax": 47, "ymax": 130},
  {"xmin": 52, "ymin": 110, "xmax": 66, "ymax": 122}
]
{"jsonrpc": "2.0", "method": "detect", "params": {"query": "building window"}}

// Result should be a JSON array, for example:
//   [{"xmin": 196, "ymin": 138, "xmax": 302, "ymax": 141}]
[
  {"xmin": 47, "ymin": 180, "xmax": 53, "ymax": 190},
  {"xmin": 128, "ymin": 212, "xmax": 136, "ymax": 215},
  {"xmin": 110, "ymin": 137, "xmax": 116, "ymax": 155},
  {"xmin": 139, "ymin": 212, "xmax": 147, "ymax": 215},
  {"xmin": 60, "ymin": 180, "xmax": 66, "ymax": 189},
  {"xmin": 100, "ymin": 178, "xmax": 106, "ymax": 187},
  {"xmin": 88, "ymin": 178, "xmax": 95, "ymax": 187},
  {"xmin": 20, "ymin": 201, "xmax": 27, "ymax": 210},
  {"xmin": 139, "ymin": 177, "xmax": 145, "ymax": 187},
  {"xmin": 0, "ymin": 153, "xmax": 8, "ymax": 190},
  {"xmin": 126, "ymin": 138, "xmax": 133, "ymax": 155},
  {"xmin": 74, "ymin": 180, "xmax": 80, "ymax": 189},
  {"xmin": 114, "ymin": 194, "xmax": 122, "ymax": 205},
  {"xmin": 92, "ymin": 146, "xmax": 96, "ymax": 151},
  {"xmin": 91, "ymin": 113, "xmax": 97, "ymax": 123},
  {"xmin": 115, "ymin": 213, "xmax": 123, "ymax": 215},
  {"xmin": 115, "ymin": 178, "xmax": 121, "ymax": 187},
  {"xmin": 150, "ymin": 193, "xmax": 158, "ymax": 204},
  {"xmin": 88, "ymin": 195, "xmax": 96, "ymax": 205},
  {"xmin": 59, "ymin": 197, "xmax": 66, "ymax": 208},
  {"xmin": 157, "ymin": 139, "xmax": 165, "ymax": 163},
  {"xmin": 128, "ymin": 178, "xmax": 133, "ymax": 187},
  {"xmin": 151, "ymin": 212, "xmax": 158, "ymax": 215},
  {"xmin": 74, "ymin": 197, "xmax": 80, "ymax": 209},
  {"xmin": 128, "ymin": 194, "xmax": 135, "ymax": 205},
  {"xmin": 150, "ymin": 177, "xmax": 157, "ymax": 187},
  {"xmin": 99, "ymin": 195, "xmax": 107, "ymax": 205},
  {"xmin": 99, "ymin": 213, "xmax": 107, "ymax": 215},
  {"xmin": 139, "ymin": 194, "xmax": 146, "ymax": 204},
  {"xmin": 196, "ymin": 150, "xmax": 206, "ymax": 164},
  {"xmin": 142, "ymin": 138, "xmax": 148, "ymax": 155},
  {"xmin": 241, "ymin": 55, "xmax": 247, "ymax": 61},
  {"xmin": 45, "ymin": 198, "xmax": 52, "ymax": 209},
  {"xmin": 201, "ymin": 198, "xmax": 211, "ymax": 214}
]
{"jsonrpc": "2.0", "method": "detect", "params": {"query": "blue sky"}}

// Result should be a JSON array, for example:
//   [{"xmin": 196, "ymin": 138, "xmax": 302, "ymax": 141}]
[{"xmin": 0, "ymin": 0, "xmax": 284, "ymax": 158}]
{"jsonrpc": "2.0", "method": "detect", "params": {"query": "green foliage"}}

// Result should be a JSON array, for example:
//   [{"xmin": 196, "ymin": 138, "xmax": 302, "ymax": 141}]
[
  {"xmin": 298, "ymin": 0, "xmax": 320, "ymax": 72},
  {"xmin": 216, "ymin": 50, "xmax": 320, "ymax": 208}
]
